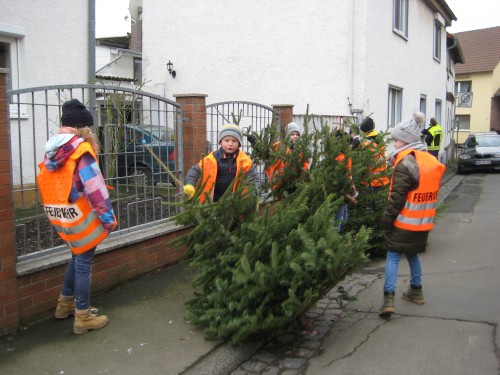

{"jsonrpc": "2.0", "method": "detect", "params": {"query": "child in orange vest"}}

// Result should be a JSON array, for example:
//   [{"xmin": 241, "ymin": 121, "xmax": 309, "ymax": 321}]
[
  {"xmin": 379, "ymin": 113, "xmax": 445, "ymax": 318},
  {"xmin": 183, "ymin": 124, "xmax": 259, "ymax": 203},
  {"xmin": 38, "ymin": 99, "xmax": 117, "ymax": 334}
]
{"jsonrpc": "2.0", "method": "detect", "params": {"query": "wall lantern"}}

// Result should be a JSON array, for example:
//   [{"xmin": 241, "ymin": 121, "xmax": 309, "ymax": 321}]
[{"xmin": 166, "ymin": 60, "xmax": 176, "ymax": 78}]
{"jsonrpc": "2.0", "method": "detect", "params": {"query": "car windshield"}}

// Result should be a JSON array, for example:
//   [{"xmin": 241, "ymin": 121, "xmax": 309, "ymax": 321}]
[{"xmin": 470, "ymin": 136, "xmax": 500, "ymax": 148}]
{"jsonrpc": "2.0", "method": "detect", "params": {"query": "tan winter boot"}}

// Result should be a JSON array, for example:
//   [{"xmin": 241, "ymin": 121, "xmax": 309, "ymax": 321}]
[
  {"xmin": 55, "ymin": 295, "xmax": 75, "ymax": 319},
  {"xmin": 402, "ymin": 285, "xmax": 425, "ymax": 304},
  {"xmin": 74, "ymin": 308, "xmax": 109, "ymax": 334},
  {"xmin": 379, "ymin": 292, "xmax": 395, "ymax": 318}
]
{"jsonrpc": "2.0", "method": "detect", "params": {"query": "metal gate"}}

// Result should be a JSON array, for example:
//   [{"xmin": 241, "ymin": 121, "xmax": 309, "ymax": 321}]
[
  {"xmin": 206, "ymin": 101, "xmax": 280, "ymax": 190},
  {"xmin": 8, "ymin": 84, "xmax": 182, "ymax": 259}
]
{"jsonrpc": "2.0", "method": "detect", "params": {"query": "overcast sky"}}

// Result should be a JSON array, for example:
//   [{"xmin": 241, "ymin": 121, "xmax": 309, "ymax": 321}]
[{"xmin": 95, "ymin": 0, "xmax": 500, "ymax": 38}]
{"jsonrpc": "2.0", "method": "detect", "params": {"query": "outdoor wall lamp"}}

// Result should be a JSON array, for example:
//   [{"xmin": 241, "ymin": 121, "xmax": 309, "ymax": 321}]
[{"xmin": 166, "ymin": 60, "xmax": 176, "ymax": 78}]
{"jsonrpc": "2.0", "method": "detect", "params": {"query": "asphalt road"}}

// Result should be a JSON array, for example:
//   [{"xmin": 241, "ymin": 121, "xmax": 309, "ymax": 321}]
[{"xmin": 303, "ymin": 172, "xmax": 500, "ymax": 375}]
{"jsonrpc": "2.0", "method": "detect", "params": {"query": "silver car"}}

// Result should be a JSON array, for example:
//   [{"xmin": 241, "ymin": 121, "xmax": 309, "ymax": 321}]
[{"xmin": 457, "ymin": 132, "xmax": 500, "ymax": 174}]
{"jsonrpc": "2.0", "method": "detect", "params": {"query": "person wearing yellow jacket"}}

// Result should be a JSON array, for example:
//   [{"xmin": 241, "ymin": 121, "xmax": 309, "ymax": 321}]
[
  {"xmin": 359, "ymin": 117, "xmax": 390, "ymax": 191},
  {"xmin": 37, "ymin": 99, "xmax": 117, "ymax": 334},
  {"xmin": 183, "ymin": 124, "xmax": 259, "ymax": 203},
  {"xmin": 422, "ymin": 117, "xmax": 443, "ymax": 159},
  {"xmin": 379, "ymin": 113, "xmax": 445, "ymax": 318}
]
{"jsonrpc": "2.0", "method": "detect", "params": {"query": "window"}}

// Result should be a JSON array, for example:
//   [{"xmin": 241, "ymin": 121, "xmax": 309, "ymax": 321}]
[
  {"xmin": 393, "ymin": 0, "xmax": 409, "ymax": 38},
  {"xmin": 133, "ymin": 57, "xmax": 142, "ymax": 84},
  {"xmin": 420, "ymin": 95, "xmax": 427, "ymax": 116},
  {"xmin": 455, "ymin": 115, "xmax": 470, "ymax": 130},
  {"xmin": 433, "ymin": 21, "xmax": 442, "ymax": 61},
  {"xmin": 455, "ymin": 81, "xmax": 471, "ymax": 94},
  {"xmin": 388, "ymin": 86, "xmax": 403, "ymax": 128},
  {"xmin": 1, "ymin": 24, "xmax": 26, "ymax": 118},
  {"xmin": 435, "ymin": 100, "xmax": 442, "ymax": 123}
]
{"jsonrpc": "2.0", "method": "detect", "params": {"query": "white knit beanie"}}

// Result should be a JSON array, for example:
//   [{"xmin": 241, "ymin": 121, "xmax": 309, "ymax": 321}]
[
  {"xmin": 285, "ymin": 122, "xmax": 301, "ymax": 138},
  {"xmin": 391, "ymin": 113, "xmax": 425, "ymax": 144},
  {"xmin": 218, "ymin": 124, "xmax": 242, "ymax": 145}
]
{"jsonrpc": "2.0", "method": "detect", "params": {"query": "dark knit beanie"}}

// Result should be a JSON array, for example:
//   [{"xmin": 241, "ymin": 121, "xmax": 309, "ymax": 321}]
[
  {"xmin": 360, "ymin": 117, "xmax": 374, "ymax": 133},
  {"xmin": 61, "ymin": 99, "xmax": 94, "ymax": 128}
]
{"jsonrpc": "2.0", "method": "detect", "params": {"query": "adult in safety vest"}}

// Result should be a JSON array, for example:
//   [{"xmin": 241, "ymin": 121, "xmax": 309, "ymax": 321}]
[
  {"xmin": 37, "ymin": 99, "xmax": 117, "ymax": 334},
  {"xmin": 183, "ymin": 124, "xmax": 260, "ymax": 204},
  {"xmin": 422, "ymin": 117, "xmax": 443, "ymax": 159},
  {"xmin": 378, "ymin": 113, "xmax": 445, "ymax": 319},
  {"xmin": 359, "ymin": 117, "xmax": 390, "ymax": 191}
]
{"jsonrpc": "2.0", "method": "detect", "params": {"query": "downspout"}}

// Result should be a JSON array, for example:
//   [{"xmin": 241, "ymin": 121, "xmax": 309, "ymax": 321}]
[
  {"xmin": 88, "ymin": 0, "xmax": 96, "ymax": 112},
  {"xmin": 95, "ymin": 50, "xmax": 124, "ymax": 74}
]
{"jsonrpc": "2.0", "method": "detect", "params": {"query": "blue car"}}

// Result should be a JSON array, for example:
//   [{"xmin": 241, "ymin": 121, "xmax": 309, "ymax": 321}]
[{"xmin": 98, "ymin": 124, "xmax": 177, "ymax": 186}]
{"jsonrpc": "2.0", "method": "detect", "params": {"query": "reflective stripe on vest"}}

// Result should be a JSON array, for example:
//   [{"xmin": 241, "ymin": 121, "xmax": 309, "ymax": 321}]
[
  {"xmin": 37, "ymin": 142, "xmax": 113, "ymax": 254},
  {"xmin": 198, "ymin": 151, "xmax": 253, "ymax": 203},
  {"xmin": 390, "ymin": 149, "xmax": 445, "ymax": 231}
]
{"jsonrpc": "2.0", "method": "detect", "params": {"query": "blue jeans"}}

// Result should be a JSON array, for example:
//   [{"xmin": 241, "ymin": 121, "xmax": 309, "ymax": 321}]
[
  {"xmin": 334, "ymin": 203, "xmax": 348, "ymax": 233},
  {"xmin": 383, "ymin": 250, "xmax": 422, "ymax": 293},
  {"xmin": 61, "ymin": 248, "xmax": 96, "ymax": 310}
]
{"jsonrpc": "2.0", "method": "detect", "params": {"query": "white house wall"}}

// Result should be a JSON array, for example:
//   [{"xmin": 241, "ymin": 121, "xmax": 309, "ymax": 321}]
[
  {"xmin": 143, "ymin": 0, "xmax": 361, "ymax": 116},
  {"xmin": 364, "ymin": 0, "xmax": 449, "ymax": 131},
  {"xmin": 1, "ymin": 0, "xmax": 90, "ymax": 186},
  {"xmin": 142, "ymin": 0, "xmax": 452, "ymax": 138},
  {"xmin": 0, "ymin": 0, "xmax": 90, "ymax": 88}
]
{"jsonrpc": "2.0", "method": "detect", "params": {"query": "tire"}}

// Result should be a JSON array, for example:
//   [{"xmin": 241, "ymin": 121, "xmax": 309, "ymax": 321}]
[{"xmin": 128, "ymin": 166, "xmax": 153, "ymax": 186}]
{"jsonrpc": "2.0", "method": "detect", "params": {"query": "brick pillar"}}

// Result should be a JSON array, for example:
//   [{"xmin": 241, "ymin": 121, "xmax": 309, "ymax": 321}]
[
  {"xmin": 272, "ymin": 104, "xmax": 294, "ymax": 139},
  {"xmin": 174, "ymin": 94, "xmax": 208, "ymax": 180},
  {"xmin": 0, "ymin": 69, "xmax": 19, "ymax": 334}
]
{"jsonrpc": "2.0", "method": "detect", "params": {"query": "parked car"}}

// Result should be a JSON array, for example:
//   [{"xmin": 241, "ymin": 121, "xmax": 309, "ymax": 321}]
[
  {"xmin": 457, "ymin": 132, "xmax": 500, "ymax": 174},
  {"xmin": 98, "ymin": 124, "xmax": 177, "ymax": 186}
]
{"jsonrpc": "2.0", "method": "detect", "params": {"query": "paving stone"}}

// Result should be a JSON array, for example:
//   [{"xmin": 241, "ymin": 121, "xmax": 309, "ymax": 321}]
[
  {"xmin": 300, "ymin": 340, "xmax": 321, "ymax": 349},
  {"xmin": 262, "ymin": 367, "xmax": 279, "ymax": 375},
  {"xmin": 295, "ymin": 347, "xmax": 317, "ymax": 358},
  {"xmin": 253, "ymin": 351, "xmax": 277, "ymax": 364},
  {"xmin": 280, "ymin": 357, "xmax": 306, "ymax": 369},
  {"xmin": 282, "ymin": 370, "xmax": 300, "ymax": 375},
  {"xmin": 241, "ymin": 359, "xmax": 268, "ymax": 373}
]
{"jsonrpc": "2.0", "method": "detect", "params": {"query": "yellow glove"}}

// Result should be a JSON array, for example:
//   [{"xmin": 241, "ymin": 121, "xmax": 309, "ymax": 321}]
[{"xmin": 183, "ymin": 184, "xmax": 196, "ymax": 199}]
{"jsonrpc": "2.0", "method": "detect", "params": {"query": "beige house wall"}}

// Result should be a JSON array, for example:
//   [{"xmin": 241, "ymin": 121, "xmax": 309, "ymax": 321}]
[{"xmin": 456, "ymin": 71, "xmax": 495, "ymax": 143}]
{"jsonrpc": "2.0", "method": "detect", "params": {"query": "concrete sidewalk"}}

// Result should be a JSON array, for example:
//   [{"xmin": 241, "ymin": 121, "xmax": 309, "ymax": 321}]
[{"xmin": 0, "ymin": 166, "xmax": 464, "ymax": 375}]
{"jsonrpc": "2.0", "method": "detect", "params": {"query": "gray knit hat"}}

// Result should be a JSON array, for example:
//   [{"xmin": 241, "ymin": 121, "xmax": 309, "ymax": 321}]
[
  {"xmin": 391, "ymin": 113, "xmax": 425, "ymax": 144},
  {"xmin": 218, "ymin": 124, "xmax": 242, "ymax": 145},
  {"xmin": 285, "ymin": 122, "xmax": 301, "ymax": 138}
]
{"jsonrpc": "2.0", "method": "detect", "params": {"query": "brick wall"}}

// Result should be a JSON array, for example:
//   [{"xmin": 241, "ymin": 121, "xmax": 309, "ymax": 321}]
[
  {"xmin": 0, "ymin": 69, "xmax": 19, "ymax": 333},
  {"xmin": 15, "ymin": 226, "xmax": 190, "ymax": 324}
]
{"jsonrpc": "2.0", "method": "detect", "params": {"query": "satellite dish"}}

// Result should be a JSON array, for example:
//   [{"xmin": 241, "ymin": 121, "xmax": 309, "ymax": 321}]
[{"xmin": 129, "ymin": 0, "xmax": 143, "ymax": 21}]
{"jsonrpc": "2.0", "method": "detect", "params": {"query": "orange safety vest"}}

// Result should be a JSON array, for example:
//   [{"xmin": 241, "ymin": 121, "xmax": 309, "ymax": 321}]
[
  {"xmin": 37, "ymin": 142, "xmax": 116, "ymax": 254},
  {"xmin": 390, "ymin": 149, "xmax": 445, "ymax": 231},
  {"xmin": 198, "ymin": 151, "xmax": 253, "ymax": 203},
  {"xmin": 361, "ymin": 138, "xmax": 390, "ymax": 188},
  {"xmin": 265, "ymin": 142, "xmax": 309, "ymax": 190}
]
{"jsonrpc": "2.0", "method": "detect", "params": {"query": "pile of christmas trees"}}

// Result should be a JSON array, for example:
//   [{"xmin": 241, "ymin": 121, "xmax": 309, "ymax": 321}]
[{"xmin": 173, "ymin": 117, "xmax": 383, "ymax": 344}]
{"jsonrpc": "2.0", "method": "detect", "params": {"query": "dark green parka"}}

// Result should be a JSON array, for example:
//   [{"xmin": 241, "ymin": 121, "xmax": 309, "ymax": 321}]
[{"xmin": 380, "ymin": 153, "xmax": 430, "ymax": 254}]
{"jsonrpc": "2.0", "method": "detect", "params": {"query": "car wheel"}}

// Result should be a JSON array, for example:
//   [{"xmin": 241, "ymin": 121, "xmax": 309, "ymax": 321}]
[
  {"xmin": 128, "ymin": 166, "xmax": 153, "ymax": 186},
  {"xmin": 457, "ymin": 165, "xmax": 468, "ymax": 175}
]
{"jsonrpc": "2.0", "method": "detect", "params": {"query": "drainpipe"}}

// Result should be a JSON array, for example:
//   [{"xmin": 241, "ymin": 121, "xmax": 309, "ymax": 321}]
[{"xmin": 88, "ymin": 0, "xmax": 96, "ymax": 112}]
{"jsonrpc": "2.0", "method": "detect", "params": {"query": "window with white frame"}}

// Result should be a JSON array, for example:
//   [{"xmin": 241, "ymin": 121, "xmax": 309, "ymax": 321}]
[
  {"xmin": 433, "ymin": 21, "xmax": 442, "ymax": 61},
  {"xmin": 388, "ymin": 86, "xmax": 403, "ymax": 128},
  {"xmin": 456, "ymin": 115, "xmax": 470, "ymax": 130},
  {"xmin": 455, "ymin": 81, "xmax": 471, "ymax": 93},
  {"xmin": 0, "ymin": 25, "xmax": 26, "ymax": 118},
  {"xmin": 393, "ymin": 0, "xmax": 409, "ymax": 38},
  {"xmin": 420, "ymin": 95, "xmax": 427, "ymax": 117},
  {"xmin": 435, "ymin": 100, "xmax": 442, "ymax": 123}
]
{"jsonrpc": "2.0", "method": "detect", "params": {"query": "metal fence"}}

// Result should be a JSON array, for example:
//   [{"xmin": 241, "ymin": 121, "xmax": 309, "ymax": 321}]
[
  {"xmin": 206, "ymin": 101, "xmax": 280, "ymax": 189},
  {"xmin": 293, "ymin": 113, "xmax": 357, "ymax": 132},
  {"xmin": 8, "ymin": 84, "xmax": 182, "ymax": 259}
]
